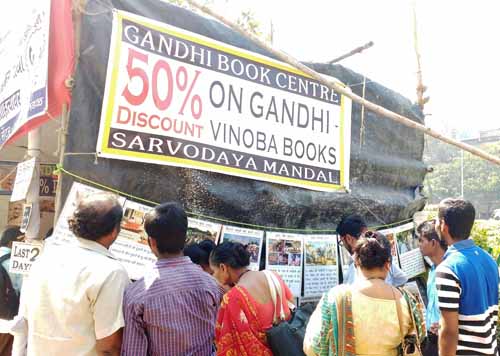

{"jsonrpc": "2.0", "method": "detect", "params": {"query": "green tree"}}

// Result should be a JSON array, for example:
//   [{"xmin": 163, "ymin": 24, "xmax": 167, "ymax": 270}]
[{"xmin": 424, "ymin": 142, "xmax": 500, "ymax": 217}]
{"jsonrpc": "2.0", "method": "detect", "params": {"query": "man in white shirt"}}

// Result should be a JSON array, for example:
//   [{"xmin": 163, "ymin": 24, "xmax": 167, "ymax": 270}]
[
  {"xmin": 337, "ymin": 215, "xmax": 408, "ymax": 286},
  {"xmin": 21, "ymin": 192, "xmax": 130, "ymax": 356}
]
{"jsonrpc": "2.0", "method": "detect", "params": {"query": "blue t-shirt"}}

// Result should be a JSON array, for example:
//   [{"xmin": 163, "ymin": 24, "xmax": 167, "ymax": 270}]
[
  {"xmin": 425, "ymin": 265, "xmax": 440, "ymax": 330},
  {"xmin": 436, "ymin": 239, "xmax": 499, "ymax": 355}
]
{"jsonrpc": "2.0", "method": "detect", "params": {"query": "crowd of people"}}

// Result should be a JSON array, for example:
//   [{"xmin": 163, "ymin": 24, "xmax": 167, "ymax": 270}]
[{"xmin": 0, "ymin": 194, "xmax": 498, "ymax": 356}]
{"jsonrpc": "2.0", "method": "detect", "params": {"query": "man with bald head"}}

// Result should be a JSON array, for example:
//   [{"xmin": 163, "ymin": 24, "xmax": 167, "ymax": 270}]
[{"xmin": 21, "ymin": 192, "xmax": 130, "ymax": 356}]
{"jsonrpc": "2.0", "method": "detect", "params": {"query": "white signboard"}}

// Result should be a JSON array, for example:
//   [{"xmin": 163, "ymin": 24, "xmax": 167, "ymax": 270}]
[
  {"xmin": 111, "ymin": 200, "xmax": 156, "ymax": 280},
  {"xmin": 220, "ymin": 225, "xmax": 264, "ymax": 271},
  {"xmin": 96, "ymin": 10, "xmax": 352, "ymax": 192},
  {"xmin": 9, "ymin": 241, "xmax": 43, "ymax": 275},
  {"xmin": 10, "ymin": 158, "xmax": 37, "ymax": 202},
  {"xmin": 266, "ymin": 232, "xmax": 303, "ymax": 296},
  {"xmin": 0, "ymin": 0, "xmax": 50, "ymax": 148},
  {"xmin": 304, "ymin": 235, "xmax": 339, "ymax": 297}
]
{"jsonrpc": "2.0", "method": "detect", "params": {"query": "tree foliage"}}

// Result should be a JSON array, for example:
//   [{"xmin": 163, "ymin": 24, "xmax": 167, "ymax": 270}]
[{"xmin": 424, "ymin": 142, "xmax": 500, "ymax": 217}]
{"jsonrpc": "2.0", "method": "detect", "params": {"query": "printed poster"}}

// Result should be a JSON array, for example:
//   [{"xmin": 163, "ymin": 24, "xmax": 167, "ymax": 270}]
[
  {"xmin": 304, "ymin": 234, "xmax": 338, "ymax": 297},
  {"xmin": 394, "ymin": 222, "xmax": 426, "ymax": 278},
  {"xmin": 111, "ymin": 200, "xmax": 156, "ymax": 280},
  {"xmin": 266, "ymin": 232, "xmax": 303, "ymax": 296},
  {"xmin": 9, "ymin": 241, "xmax": 43, "ymax": 275},
  {"xmin": 186, "ymin": 217, "xmax": 222, "ymax": 245},
  {"xmin": 220, "ymin": 225, "xmax": 264, "ymax": 271},
  {"xmin": 97, "ymin": 10, "xmax": 352, "ymax": 192},
  {"xmin": 10, "ymin": 158, "xmax": 37, "ymax": 202},
  {"xmin": 0, "ymin": 0, "xmax": 50, "ymax": 149}
]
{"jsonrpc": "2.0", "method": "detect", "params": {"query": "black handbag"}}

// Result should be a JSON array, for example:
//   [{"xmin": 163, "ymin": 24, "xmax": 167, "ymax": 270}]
[{"xmin": 263, "ymin": 271, "xmax": 313, "ymax": 356}]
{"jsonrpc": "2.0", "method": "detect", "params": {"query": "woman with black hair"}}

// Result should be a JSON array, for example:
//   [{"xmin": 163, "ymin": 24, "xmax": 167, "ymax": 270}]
[
  {"xmin": 210, "ymin": 241, "xmax": 294, "ymax": 356},
  {"xmin": 304, "ymin": 231, "xmax": 426, "ymax": 356},
  {"xmin": 184, "ymin": 239, "xmax": 216, "ymax": 274}
]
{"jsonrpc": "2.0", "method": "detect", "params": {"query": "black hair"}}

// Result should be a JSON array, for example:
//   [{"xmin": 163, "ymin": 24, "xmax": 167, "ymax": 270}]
[
  {"xmin": 354, "ymin": 231, "xmax": 392, "ymax": 269},
  {"xmin": 336, "ymin": 214, "xmax": 367, "ymax": 238},
  {"xmin": 438, "ymin": 198, "xmax": 475, "ymax": 240},
  {"xmin": 0, "ymin": 226, "xmax": 23, "ymax": 247},
  {"xmin": 417, "ymin": 220, "xmax": 447, "ymax": 250},
  {"xmin": 184, "ymin": 244, "xmax": 209, "ymax": 266},
  {"xmin": 184, "ymin": 240, "xmax": 215, "ymax": 266},
  {"xmin": 144, "ymin": 202, "xmax": 188, "ymax": 254},
  {"xmin": 44, "ymin": 228, "xmax": 54, "ymax": 240},
  {"xmin": 198, "ymin": 239, "xmax": 216, "ymax": 255},
  {"xmin": 68, "ymin": 193, "xmax": 123, "ymax": 241},
  {"xmin": 210, "ymin": 241, "xmax": 250, "ymax": 268}
]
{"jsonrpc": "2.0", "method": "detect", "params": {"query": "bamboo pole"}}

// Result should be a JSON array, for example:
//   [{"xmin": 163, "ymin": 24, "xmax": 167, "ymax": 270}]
[
  {"xmin": 185, "ymin": 0, "xmax": 500, "ymax": 166},
  {"xmin": 329, "ymin": 41, "xmax": 374, "ymax": 64}
]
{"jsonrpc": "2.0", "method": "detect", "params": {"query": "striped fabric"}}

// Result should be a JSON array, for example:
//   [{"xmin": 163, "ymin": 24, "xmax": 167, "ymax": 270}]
[
  {"xmin": 436, "ymin": 239, "xmax": 499, "ymax": 355},
  {"xmin": 122, "ymin": 256, "xmax": 223, "ymax": 356}
]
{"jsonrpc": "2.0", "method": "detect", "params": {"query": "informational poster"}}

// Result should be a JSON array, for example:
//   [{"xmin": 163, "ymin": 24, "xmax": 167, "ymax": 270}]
[
  {"xmin": 10, "ymin": 158, "xmax": 37, "ymax": 202},
  {"xmin": 9, "ymin": 241, "xmax": 43, "ymax": 275},
  {"xmin": 220, "ymin": 225, "xmax": 264, "ymax": 271},
  {"xmin": 186, "ymin": 217, "xmax": 222, "ymax": 245},
  {"xmin": 97, "ymin": 10, "xmax": 352, "ymax": 192},
  {"xmin": 0, "ymin": 0, "xmax": 50, "ymax": 149},
  {"xmin": 404, "ymin": 280, "xmax": 427, "ymax": 316},
  {"xmin": 303, "ymin": 234, "xmax": 338, "ymax": 296},
  {"xmin": 394, "ymin": 223, "xmax": 426, "ymax": 278},
  {"xmin": 266, "ymin": 232, "xmax": 303, "ymax": 296},
  {"xmin": 111, "ymin": 200, "xmax": 156, "ymax": 280}
]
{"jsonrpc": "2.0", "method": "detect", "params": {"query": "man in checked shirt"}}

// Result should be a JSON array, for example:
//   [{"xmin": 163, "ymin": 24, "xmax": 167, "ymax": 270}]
[{"xmin": 122, "ymin": 202, "xmax": 223, "ymax": 356}]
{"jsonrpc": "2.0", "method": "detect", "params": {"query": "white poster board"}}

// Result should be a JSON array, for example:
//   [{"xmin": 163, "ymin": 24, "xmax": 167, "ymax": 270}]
[
  {"xmin": 220, "ymin": 225, "xmax": 264, "ymax": 271},
  {"xmin": 304, "ymin": 234, "xmax": 338, "ymax": 296},
  {"xmin": 394, "ymin": 223, "xmax": 426, "ymax": 278},
  {"xmin": 265, "ymin": 232, "xmax": 303, "ymax": 296},
  {"xmin": 0, "ymin": 0, "xmax": 50, "ymax": 149},
  {"xmin": 10, "ymin": 158, "xmax": 37, "ymax": 202},
  {"xmin": 111, "ymin": 200, "xmax": 156, "ymax": 280},
  {"xmin": 186, "ymin": 217, "xmax": 222, "ymax": 245},
  {"xmin": 9, "ymin": 241, "xmax": 43, "ymax": 275}
]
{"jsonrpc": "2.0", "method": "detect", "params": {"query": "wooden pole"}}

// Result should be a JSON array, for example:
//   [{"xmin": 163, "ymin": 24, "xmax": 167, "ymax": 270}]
[
  {"xmin": 328, "ymin": 41, "xmax": 374, "ymax": 64},
  {"xmin": 185, "ymin": 0, "xmax": 500, "ymax": 166}
]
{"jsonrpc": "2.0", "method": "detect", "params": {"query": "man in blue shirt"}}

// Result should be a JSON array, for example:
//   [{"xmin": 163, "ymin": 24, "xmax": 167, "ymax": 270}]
[
  {"xmin": 337, "ymin": 215, "xmax": 408, "ymax": 286},
  {"xmin": 417, "ymin": 220, "xmax": 446, "ymax": 356},
  {"xmin": 435, "ymin": 198, "xmax": 499, "ymax": 356}
]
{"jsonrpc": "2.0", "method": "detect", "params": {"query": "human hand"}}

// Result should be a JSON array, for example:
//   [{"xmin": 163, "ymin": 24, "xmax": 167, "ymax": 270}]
[{"xmin": 429, "ymin": 322, "xmax": 439, "ymax": 335}]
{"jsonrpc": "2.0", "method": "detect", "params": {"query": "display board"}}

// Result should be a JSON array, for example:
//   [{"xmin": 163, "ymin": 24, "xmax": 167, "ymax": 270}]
[
  {"xmin": 303, "ymin": 234, "xmax": 338, "ymax": 296},
  {"xmin": 220, "ymin": 225, "xmax": 264, "ymax": 271},
  {"xmin": 394, "ymin": 222, "xmax": 426, "ymax": 278},
  {"xmin": 186, "ymin": 217, "xmax": 222, "ymax": 245},
  {"xmin": 96, "ymin": 10, "xmax": 351, "ymax": 192},
  {"xmin": 265, "ymin": 232, "xmax": 303, "ymax": 296}
]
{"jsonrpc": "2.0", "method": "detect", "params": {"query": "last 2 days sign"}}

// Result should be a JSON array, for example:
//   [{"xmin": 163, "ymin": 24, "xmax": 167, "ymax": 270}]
[{"xmin": 97, "ymin": 11, "xmax": 352, "ymax": 191}]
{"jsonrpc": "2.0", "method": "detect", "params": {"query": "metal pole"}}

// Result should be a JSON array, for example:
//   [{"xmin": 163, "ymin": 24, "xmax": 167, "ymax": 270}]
[
  {"xmin": 461, "ymin": 149, "xmax": 464, "ymax": 198},
  {"xmin": 53, "ymin": 104, "xmax": 68, "ymax": 223},
  {"xmin": 25, "ymin": 127, "xmax": 41, "ymax": 241}
]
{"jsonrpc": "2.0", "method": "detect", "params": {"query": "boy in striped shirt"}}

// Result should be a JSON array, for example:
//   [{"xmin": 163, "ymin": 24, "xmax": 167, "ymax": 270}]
[{"xmin": 435, "ymin": 198, "xmax": 499, "ymax": 356}]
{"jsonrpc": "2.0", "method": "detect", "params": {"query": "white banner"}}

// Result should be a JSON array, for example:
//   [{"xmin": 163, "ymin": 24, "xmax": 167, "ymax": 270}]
[
  {"xmin": 265, "ymin": 232, "xmax": 303, "ymax": 296},
  {"xmin": 220, "ymin": 225, "xmax": 264, "ymax": 271},
  {"xmin": 0, "ymin": 0, "xmax": 50, "ymax": 148},
  {"xmin": 97, "ymin": 11, "xmax": 351, "ymax": 192}
]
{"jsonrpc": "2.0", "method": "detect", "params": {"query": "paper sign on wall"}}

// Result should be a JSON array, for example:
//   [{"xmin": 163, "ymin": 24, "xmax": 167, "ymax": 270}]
[
  {"xmin": 304, "ymin": 234, "xmax": 338, "ymax": 297},
  {"xmin": 220, "ymin": 225, "xmax": 264, "ymax": 271},
  {"xmin": 265, "ymin": 232, "xmax": 303, "ymax": 296}
]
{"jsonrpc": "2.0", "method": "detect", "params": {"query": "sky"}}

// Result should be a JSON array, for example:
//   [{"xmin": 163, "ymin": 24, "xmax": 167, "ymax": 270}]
[{"xmin": 211, "ymin": 0, "xmax": 500, "ymax": 137}]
